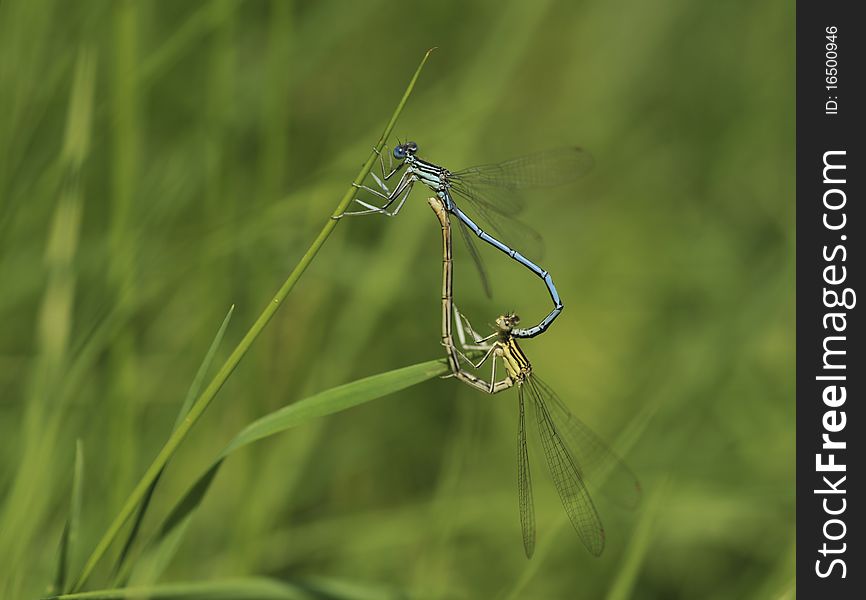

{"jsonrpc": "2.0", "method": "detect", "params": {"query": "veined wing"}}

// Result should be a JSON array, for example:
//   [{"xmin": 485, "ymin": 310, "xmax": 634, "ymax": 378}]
[
  {"xmin": 534, "ymin": 376, "xmax": 642, "ymax": 510},
  {"xmin": 449, "ymin": 175, "xmax": 525, "ymax": 218},
  {"xmin": 449, "ymin": 147, "xmax": 592, "ymax": 221},
  {"xmin": 527, "ymin": 376, "xmax": 605, "ymax": 557},
  {"xmin": 456, "ymin": 218, "xmax": 493, "ymax": 298},
  {"xmin": 452, "ymin": 147, "xmax": 593, "ymax": 196},
  {"xmin": 517, "ymin": 385, "xmax": 536, "ymax": 558},
  {"xmin": 447, "ymin": 148, "xmax": 592, "ymax": 259},
  {"xmin": 447, "ymin": 185, "xmax": 545, "ymax": 261}
]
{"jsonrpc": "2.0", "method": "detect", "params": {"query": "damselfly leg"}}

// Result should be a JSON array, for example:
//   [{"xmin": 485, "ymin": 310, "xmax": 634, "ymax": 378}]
[{"xmin": 337, "ymin": 169, "xmax": 414, "ymax": 217}]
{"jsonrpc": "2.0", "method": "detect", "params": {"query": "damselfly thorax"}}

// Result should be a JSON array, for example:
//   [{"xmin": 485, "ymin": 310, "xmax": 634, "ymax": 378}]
[
  {"xmin": 488, "ymin": 313, "xmax": 533, "ymax": 382},
  {"xmin": 495, "ymin": 337, "xmax": 533, "ymax": 383},
  {"xmin": 405, "ymin": 155, "xmax": 450, "ymax": 191}
]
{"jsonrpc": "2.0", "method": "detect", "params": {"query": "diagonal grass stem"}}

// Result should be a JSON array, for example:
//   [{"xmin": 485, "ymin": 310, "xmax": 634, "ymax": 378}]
[{"xmin": 70, "ymin": 48, "xmax": 435, "ymax": 593}]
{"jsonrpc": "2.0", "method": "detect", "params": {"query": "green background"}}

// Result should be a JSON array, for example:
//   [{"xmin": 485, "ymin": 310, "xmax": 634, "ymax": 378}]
[{"xmin": 0, "ymin": 0, "xmax": 794, "ymax": 598}]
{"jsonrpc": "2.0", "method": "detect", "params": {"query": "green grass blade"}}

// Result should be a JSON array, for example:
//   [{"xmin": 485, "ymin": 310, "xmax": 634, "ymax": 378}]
[
  {"xmin": 605, "ymin": 479, "xmax": 669, "ymax": 600},
  {"xmin": 52, "ymin": 439, "xmax": 85, "ymax": 595},
  {"xmin": 69, "ymin": 49, "xmax": 434, "ymax": 593},
  {"xmin": 175, "ymin": 305, "xmax": 236, "ymax": 430},
  {"xmin": 292, "ymin": 575, "xmax": 403, "ymax": 600},
  {"xmin": 49, "ymin": 575, "xmax": 410, "ymax": 600},
  {"xmin": 223, "ymin": 357, "xmax": 448, "ymax": 455},
  {"xmin": 0, "ymin": 46, "xmax": 94, "ymax": 597},
  {"xmin": 125, "ymin": 511, "xmax": 191, "ymax": 587},
  {"xmin": 133, "ymin": 357, "xmax": 449, "ymax": 580},
  {"xmin": 46, "ymin": 576, "xmax": 334, "ymax": 599},
  {"xmin": 113, "ymin": 306, "xmax": 236, "ymax": 581}
]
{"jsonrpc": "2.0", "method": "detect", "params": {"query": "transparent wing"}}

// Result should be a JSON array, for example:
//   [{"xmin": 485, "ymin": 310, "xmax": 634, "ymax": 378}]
[
  {"xmin": 534, "ymin": 376, "xmax": 642, "ymax": 510},
  {"xmin": 447, "ymin": 147, "xmax": 591, "ymax": 259},
  {"xmin": 517, "ymin": 385, "xmax": 536, "ymax": 558},
  {"xmin": 448, "ymin": 176, "xmax": 526, "ymax": 217},
  {"xmin": 456, "ymin": 219, "xmax": 493, "ymax": 298},
  {"xmin": 448, "ymin": 185, "xmax": 546, "ymax": 261},
  {"xmin": 451, "ymin": 146, "xmax": 593, "ymax": 200},
  {"xmin": 527, "ymin": 376, "xmax": 605, "ymax": 557}
]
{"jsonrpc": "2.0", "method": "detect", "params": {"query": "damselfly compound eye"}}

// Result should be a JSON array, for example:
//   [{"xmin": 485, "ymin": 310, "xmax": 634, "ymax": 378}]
[{"xmin": 393, "ymin": 145, "xmax": 406, "ymax": 159}]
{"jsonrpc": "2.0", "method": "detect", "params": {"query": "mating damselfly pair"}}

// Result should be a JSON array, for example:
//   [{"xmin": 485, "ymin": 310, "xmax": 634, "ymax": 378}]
[{"xmin": 340, "ymin": 143, "xmax": 639, "ymax": 557}]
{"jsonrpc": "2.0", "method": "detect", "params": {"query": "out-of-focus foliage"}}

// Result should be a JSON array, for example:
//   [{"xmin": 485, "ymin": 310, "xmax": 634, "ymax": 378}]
[{"xmin": 0, "ymin": 0, "xmax": 793, "ymax": 598}]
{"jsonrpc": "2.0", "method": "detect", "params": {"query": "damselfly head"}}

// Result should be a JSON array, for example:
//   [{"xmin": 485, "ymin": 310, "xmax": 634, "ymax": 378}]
[
  {"xmin": 393, "ymin": 141, "xmax": 418, "ymax": 160},
  {"xmin": 496, "ymin": 313, "xmax": 520, "ymax": 333}
]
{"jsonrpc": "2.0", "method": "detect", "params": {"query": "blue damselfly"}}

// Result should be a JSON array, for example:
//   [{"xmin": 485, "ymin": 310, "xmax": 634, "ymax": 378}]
[{"xmin": 339, "ymin": 143, "xmax": 592, "ymax": 338}]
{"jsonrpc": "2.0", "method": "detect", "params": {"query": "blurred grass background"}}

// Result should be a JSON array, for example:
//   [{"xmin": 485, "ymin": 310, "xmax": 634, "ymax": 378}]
[{"xmin": 0, "ymin": 0, "xmax": 793, "ymax": 598}]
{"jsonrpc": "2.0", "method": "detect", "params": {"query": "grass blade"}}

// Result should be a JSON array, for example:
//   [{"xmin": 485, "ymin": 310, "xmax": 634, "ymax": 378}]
[
  {"xmin": 131, "ymin": 357, "xmax": 450, "ymax": 583},
  {"xmin": 224, "ymin": 357, "xmax": 448, "ymax": 454},
  {"xmin": 0, "ymin": 47, "xmax": 94, "ymax": 597},
  {"xmin": 46, "ymin": 576, "xmax": 350, "ymax": 599},
  {"xmin": 52, "ymin": 440, "xmax": 85, "ymax": 595},
  {"xmin": 605, "ymin": 479, "xmax": 669, "ymax": 600},
  {"xmin": 47, "ymin": 576, "xmax": 405, "ymax": 599},
  {"xmin": 113, "ymin": 306, "xmax": 236, "ymax": 581},
  {"xmin": 175, "ymin": 306, "xmax": 236, "ymax": 433},
  {"xmin": 69, "ymin": 48, "xmax": 434, "ymax": 593},
  {"xmin": 125, "ymin": 509, "xmax": 191, "ymax": 587}
]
